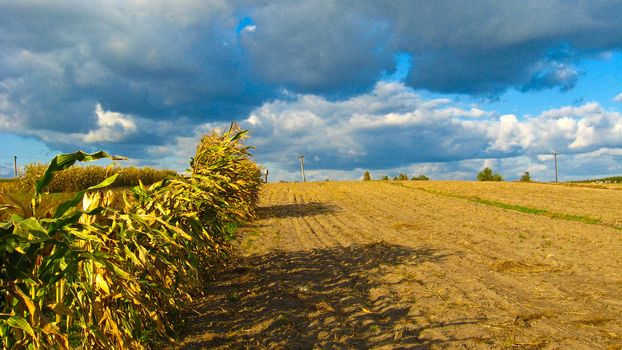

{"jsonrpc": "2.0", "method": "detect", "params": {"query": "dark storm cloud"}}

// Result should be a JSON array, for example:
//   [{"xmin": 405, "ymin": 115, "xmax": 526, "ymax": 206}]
[
  {"xmin": 374, "ymin": 0, "xmax": 622, "ymax": 93},
  {"xmin": 239, "ymin": 1, "xmax": 393, "ymax": 96},
  {"xmin": 0, "ymin": 0, "xmax": 265, "ymax": 139},
  {"xmin": 2, "ymin": 1, "xmax": 622, "ymax": 164}
]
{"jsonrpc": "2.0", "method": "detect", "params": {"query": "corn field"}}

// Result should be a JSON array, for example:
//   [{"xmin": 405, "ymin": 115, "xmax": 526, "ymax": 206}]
[
  {"xmin": 17, "ymin": 164, "xmax": 178, "ymax": 193},
  {"xmin": 0, "ymin": 123, "xmax": 261, "ymax": 349}
]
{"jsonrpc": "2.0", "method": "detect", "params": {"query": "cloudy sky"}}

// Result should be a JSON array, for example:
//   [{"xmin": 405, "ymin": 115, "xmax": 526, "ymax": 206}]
[{"xmin": 2, "ymin": 1, "xmax": 622, "ymax": 182}]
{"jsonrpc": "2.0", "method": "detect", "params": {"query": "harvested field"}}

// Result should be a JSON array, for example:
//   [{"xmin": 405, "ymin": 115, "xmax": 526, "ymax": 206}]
[
  {"xmin": 174, "ymin": 181, "xmax": 622, "ymax": 349},
  {"xmin": 402, "ymin": 181, "xmax": 622, "ymax": 229}
]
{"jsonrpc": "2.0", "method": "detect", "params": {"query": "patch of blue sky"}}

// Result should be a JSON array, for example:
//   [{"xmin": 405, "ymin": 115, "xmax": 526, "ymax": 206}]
[
  {"xmin": 0, "ymin": 133, "xmax": 56, "ymax": 177},
  {"xmin": 381, "ymin": 52, "xmax": 412, "ymax": 82},
  {"xmin": 410, "ymin": 51, "xmax": 622, "ymax": 118},
  {"xmin": 479, "ymin": 51, "xmax": 622, "ymax": 117},
  {"xmin": 236, "ymin": 17, "xmax": 255, "ymax": 34},
  {"xmin": 0, "ymin": 132, "xmax": 129, "ymax": 178},
  {"xmin": 0, "ymin": 133, "xmax": 58, "ymax": 165}
]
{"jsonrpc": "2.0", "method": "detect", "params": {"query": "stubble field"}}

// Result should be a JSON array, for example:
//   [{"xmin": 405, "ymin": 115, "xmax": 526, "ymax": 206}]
[{"xmin": 175, "ymin": 181, "xmax": 622, "ymax": 349}]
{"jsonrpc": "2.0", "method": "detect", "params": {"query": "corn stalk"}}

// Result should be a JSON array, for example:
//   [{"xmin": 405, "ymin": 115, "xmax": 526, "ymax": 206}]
[{"xmin": 1, "ymin": 126, "xmax": 261, "ymax": 349}]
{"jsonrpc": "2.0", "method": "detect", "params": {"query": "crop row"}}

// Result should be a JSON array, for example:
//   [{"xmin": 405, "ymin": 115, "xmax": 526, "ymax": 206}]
[
  {"xmin": 0, "ymin": 123, "xmax": 261, "ymax": 349},
  {"xmin": 17, "ymin": 164, "xmax": 178, "ymax": 193}
]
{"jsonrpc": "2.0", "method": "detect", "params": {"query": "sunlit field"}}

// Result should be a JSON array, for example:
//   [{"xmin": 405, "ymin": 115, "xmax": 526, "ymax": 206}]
[{"xmin": 173, "ymin": 180, "xmax": 622, "ymax": 349}]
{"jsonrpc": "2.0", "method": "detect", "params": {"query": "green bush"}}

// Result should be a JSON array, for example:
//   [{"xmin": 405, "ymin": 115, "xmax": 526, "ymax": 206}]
[
  {"xmin": 393, "ymin": 173, "xmax": 408, "ymax": 181},
  {"xmin": 520, "ymin": 171, "xmax": 531, "ymax": 182},
  {"xmin": 363, "ymin": 171, "xmax": 371, "ymax": 181},
  {"xmin": 477, "ymin": 167, "xmax": 503, "ymax": 181},
  {"xmin": 411, "ymin": 174, "xmax": 429, "ymax": 181}
]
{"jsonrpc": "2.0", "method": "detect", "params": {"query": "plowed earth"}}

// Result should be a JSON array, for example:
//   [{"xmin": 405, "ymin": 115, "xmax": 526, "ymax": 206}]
[{"xmin": 174, "ymin": 181, "xmax": 622, "ymax": 349}]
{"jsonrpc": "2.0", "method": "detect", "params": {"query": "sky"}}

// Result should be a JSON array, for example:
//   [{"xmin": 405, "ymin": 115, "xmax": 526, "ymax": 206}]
[{"xmin": 2, "ymin": 1, "xmax": 622, "ymax": 182}]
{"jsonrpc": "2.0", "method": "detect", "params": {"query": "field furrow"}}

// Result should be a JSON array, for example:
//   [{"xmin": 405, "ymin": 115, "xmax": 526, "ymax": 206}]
[
  {"xmin": 402, "ymin": 181, "xmax": 622, "ymax": 228},
  {"xmin": 175, "ymin": 181, "xmax": 622, "ymax": 349}
]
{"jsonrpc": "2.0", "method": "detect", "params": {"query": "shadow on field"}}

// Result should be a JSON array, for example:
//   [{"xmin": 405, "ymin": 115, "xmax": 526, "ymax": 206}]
[
  {"xmin": 257, "ymin": 202, "xmax": 340, "ymax": 219},
  {"xmin": 170, "ymin": 242, "xmax": 480, "ymax": 349}
]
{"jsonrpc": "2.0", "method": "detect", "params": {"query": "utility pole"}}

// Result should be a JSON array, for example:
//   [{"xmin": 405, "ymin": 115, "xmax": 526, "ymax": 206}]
[
  {"xmin": 551, "ymin": 152, "xmax": 559, "ymax": 182},
  {"xmin": 13, "ymin": 156, "xmax": 18, "ymax": 178},
  {"xmin": 298, "ymin": 155, "xmax": 306, "ymax": 182}
]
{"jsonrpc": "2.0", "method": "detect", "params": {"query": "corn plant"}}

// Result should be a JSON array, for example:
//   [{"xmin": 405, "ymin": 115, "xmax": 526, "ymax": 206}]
[
  {"xmin": 18, "ymin": 163, "xmax": 177, "ymax": 194},
  {"xmin": 190, "ymin": 122, "xmax": 262, "ymax": 222},
  {"xmin": 1, "ymin": 126, "xmax": 261, "ymax": 349}
]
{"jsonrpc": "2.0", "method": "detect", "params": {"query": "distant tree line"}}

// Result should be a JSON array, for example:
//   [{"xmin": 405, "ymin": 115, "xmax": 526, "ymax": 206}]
[
  {"xmin": 362, "ymin": 171, "xmax": 429, "ymax": 181},
  {"xmin": 363, "ymin": 168, "xmax": 536, "ymax": 182},
  {"xmin": 477, "ymin": 167, "xmax": 502, "ymax": 181},
  {"xmin": 572, "ymin": 175, "xmax": 622, "ymax": 184}
]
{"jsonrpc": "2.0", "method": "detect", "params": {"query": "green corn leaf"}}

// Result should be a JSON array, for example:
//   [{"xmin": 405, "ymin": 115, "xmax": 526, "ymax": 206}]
[
  {"xmin": 35, "ymin": 151, "xmax": 124, "ymax": 196},
  {"xmin": 53, "ymin": 173, "xmax": 119, "ymax": 218},
  {"xmin": 95, "ymin": 274, "xmax": 111, "ymax": 295},
  {"xmin": 46, "ymin": 211, "xmax": 82, "ymax": 234},
  {"xmin": 80, "ymin": 251, "xmax": 131, "ymax": 279},
  {"xmin": 123, "ymin": 245, "xmax": 143, "ymax": 267},
  {"xmin": 6, "ymin": 316, "xmax": 35, "ymax": 337},
  {"xmin": 46, "ymin": 303, "xmax": 73, "ymax": 317},
  {"xmin": 68, "ymin": 228, "xmax": 103, "ymax": 242},
  {"xmin": 4, "ymin": 262, "xmax": 34, "ymax": 281},
  {"xmin": 13, "ymin": 217, "xmax": 49, "ymax": 239},
  {"xmin": 229, "ymin": 129, "xmax": 248, "ymax": 142}
]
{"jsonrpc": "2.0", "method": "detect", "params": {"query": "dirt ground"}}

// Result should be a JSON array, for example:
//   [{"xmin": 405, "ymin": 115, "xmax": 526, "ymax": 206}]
[
  {"xmin": 401, "ymin": 181, "xmax": 622, "ymax": 228},
  {"xmin": 172, "ymin": 181, "xmax": 622, "ymax": 349}
]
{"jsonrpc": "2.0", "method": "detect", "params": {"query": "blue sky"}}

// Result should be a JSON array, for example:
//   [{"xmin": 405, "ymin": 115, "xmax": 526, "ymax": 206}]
[{"xmin": 2, "ymin": 1, "xmax": 622, "ymax": 182}]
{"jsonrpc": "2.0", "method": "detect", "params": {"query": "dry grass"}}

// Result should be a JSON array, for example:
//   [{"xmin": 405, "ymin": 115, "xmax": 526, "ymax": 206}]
[{"xmin": 490, "ymin": 260, "xmax": 565, "ymax": 273}]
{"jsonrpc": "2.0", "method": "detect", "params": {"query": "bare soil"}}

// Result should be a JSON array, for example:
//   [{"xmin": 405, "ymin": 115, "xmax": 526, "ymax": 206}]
[
  {"xmin": 402, "ymin": 180, "xmax": 622, "ymax": 228},
  {"xmin": 172, "ymin": 181, "xmax": 622, "ymax": 349}
]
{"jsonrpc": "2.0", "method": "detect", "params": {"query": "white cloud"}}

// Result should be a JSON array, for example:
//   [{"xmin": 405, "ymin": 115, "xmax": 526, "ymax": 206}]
[
  {"xmin": 241, "ymin": 25, "xmax": 256, "ymax": 33},
  {"xmin": 0, "ymin": 92, "xmax": 22, "ymax": 130},
  {"xmin": 243, "ymin": 82, "xmax": 495, "ymax": 173},
  {"xmin": 481, "ymin": 158, "xmax": 497, "ymax": 170},
  {"xmin": 12, "ymin": 104, "xmax": 144, "ymax": 147},
  {"xmin": 246, "ymin": 114, "xmax": 260, "ymax": 126},
  {"xmin": 83, "ymin": 104, "xmax": 137, "ymax": 143},
  {"xmin": 5, "ymin": 74, "xmax": 622, "ymax": 182},
  {"xmin": 614, "ymin": 93, "xmax": 622, "ymax": 102},
  {"xmin": 233, "ymin": 81, "xmax": 622, "ymax": 181},
  {"xmin": 438, "ymin": 107, "xmax": 490, "ymax": 118},
  {"xmin": 487, "ymin": 103, "xmax": 622, "ymax": 153},
  {"xmin": 121, "ymin": 0, "xmax": 233, "ymax": 26},
  {"xmin": 143, "ymin": 121, "xmax": 229, "ymax": 172},
  {"xmin": 281, "ymin": 110, "xmax": 324, "ymax": 132},
  {"xmin": 487, "ymin": 114, "xmax": 532, "ymax": 152}
]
